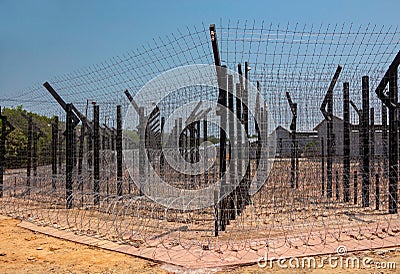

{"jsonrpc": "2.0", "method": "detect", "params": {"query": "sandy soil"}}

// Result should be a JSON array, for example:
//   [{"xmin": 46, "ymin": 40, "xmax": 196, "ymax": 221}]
[
  {"xmin": 0, "ymin": 215, "xmax": 399, "ymax": 274},
  {"xmin": 0, "ymin": 216, "xmax": 166, "ymax": 274}
]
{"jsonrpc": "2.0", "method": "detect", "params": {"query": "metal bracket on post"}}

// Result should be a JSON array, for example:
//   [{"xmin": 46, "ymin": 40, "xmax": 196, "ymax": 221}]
[
  {"xmin": 320, "ymin": 65, "xmax": 342, "ymax": 199},
  {"xmin": 43, "ymin": 82, "xmax": 80, "ymax": 127},
  {"xmin": 350, "ymin": 99, "xmax": 363, "ymax": 159},
  {"xmin": 210, "ymin": 23, "xmax": 223, "ymax": 233},
  {"xmin": 43, "ymin": 82, "xmax": 80, "ymax": 209},
  {"xmin": 124, "ymin": 89, "xmax": 146, "ymax": 196},
  {"xmin": 350, "ymin": 99, "xmax": 363, "ymax": 200}
]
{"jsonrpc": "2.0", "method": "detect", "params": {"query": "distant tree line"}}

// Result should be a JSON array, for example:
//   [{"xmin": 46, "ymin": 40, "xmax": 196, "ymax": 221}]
[{"xmin": 1, "ymin": 106, "xmax": 56, "ymax": 169}]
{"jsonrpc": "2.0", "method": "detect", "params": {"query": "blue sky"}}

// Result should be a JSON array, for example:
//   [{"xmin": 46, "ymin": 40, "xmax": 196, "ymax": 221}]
[{"xmin": 0, "ymin": 0, "xmax": 399, "ymax": 99}]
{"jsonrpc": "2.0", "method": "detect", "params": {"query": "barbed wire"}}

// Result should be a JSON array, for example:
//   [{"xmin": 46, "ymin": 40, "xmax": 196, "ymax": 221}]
[{"xmin": 0, "ymin": 21, "xmax": 399, "ymax": 267}]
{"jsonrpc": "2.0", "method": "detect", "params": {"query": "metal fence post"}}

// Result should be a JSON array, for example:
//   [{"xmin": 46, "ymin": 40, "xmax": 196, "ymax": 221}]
[
  {"xmin": 93, "ymin": 104, "xmax": 100, "ymax": 205},
  {"xmin": 375, "ymin": 173, "xmax": 380, "ymax": 210},
  {"xmin": 66, "ymin": 104, "xmax": 74, "ymax": 209},
  {"xmin": 0, "ymin": 111, "xmax": 5, "ymax": 198},
  {"xmin": 218, "ymin": 67, "xmax": 227, "ymax": 231},
  {"xmin": 77, "ymin": 127, "xmax": 84, "ymax": 206},
  {"xmin": 370, "ymin": 107, "xmax": 375, "ymax": 177},
  {"xmin": 52, "ymin": 116, "xmax": 58, "ymax": 190},
  {"xmin": 374, "ymin": 51, "xmax": 400, "ymax": 214},
  {"xmin": 354, "ymin": 171, "xmax": 358, "ymax": 205},
  {"xmin": 335, "ymin": 170, "xmax": 340, "ymax": 200},
  {"xmin": 286, "ymin": 92, "xmax": 297, "ymax": 189},
  {"xmin": 320, "ymin": 65, "xmax": 342, "ymax": 199},
  {"xmin": 382, "ymin": 103, "xmax": 388, "ymax": 176},
  {"xmin": 26, "ymin": 116, "xmax": 32, "ymax": 195},
  {"xmin": 0, "ymin": 107, "xmax": 14, "ymax": 198},
  {"xmin": 361, "ymin": 76, "xmax": 370, "ymax": 207},
  {"xmin": 321, "ymin": 137, "xmax": 325, "ymax": 196},
  {"xmin": 388, "ymin": 67, "xmax": 398, "ymax": 214},
  {"xmin": 117, "ymin": 105, "xmax": 123, "ymax": 197},
  {"xmin": 138, "ymin": 107, "xmax": 145, "ymax": 196},
  {"xmin": 343, "ymin": 82, "xmax": 350, "ymax": 202},
  {"xmin": 228, "ymin": 74, "xmax": 236, "ymax": 220}
]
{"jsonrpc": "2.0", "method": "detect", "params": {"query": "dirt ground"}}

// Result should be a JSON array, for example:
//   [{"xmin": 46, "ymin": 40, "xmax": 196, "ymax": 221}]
[{"xmin": 0, "ymin": 215, "xmax": 399, "ymax": 274}]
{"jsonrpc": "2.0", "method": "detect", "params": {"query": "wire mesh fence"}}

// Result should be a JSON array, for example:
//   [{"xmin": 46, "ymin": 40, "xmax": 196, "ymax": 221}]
[{"xmin": 0, "ymin": 21, "xmax": 400, "ymax": 266}]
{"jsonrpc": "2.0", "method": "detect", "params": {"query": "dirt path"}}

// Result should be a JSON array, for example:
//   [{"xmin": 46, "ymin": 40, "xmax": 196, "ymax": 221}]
[
  {"xmin": 0, "ymin": 215, "xmax": 399, "ymax": 273},
  {"xmin": 0, "ymin": 216, "xmax": 166, "ymax": 273}
]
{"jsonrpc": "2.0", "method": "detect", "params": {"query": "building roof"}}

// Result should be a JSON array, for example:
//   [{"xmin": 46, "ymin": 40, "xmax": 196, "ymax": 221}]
[
  {"xmin": 313, "ymin": 115, "xmax": 344, "ymax": 131},
  {"xmin": 272, "ymin": 125, "xmax": 318, "ymax": 137}
]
